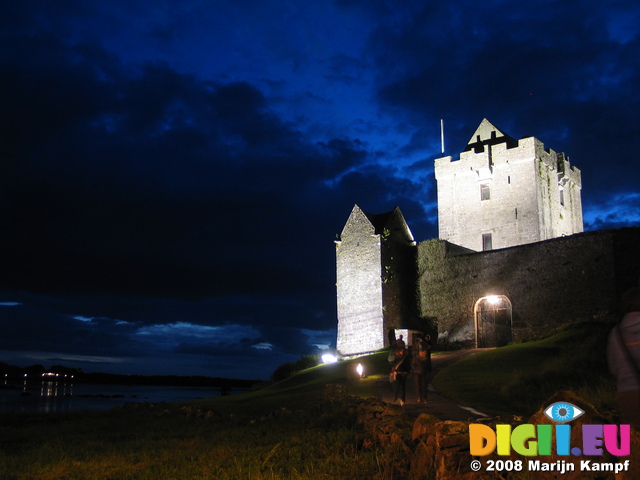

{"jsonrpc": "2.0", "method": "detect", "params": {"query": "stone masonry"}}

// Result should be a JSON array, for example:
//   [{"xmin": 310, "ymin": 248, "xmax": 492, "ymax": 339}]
[
  {"xmin": 336, "ymin": 119, "xmax": 639, "ymax": 353},
  {"xmin": 335, "ymin": 205, "xmax": 418, "ymax": 356},
  {"xmin": 434, "ymin": 119, "xmax": 583, "ymax": 252},
  {"xmin": 417, "ymin": 228, "xmax": 640, "ymax": 345}
]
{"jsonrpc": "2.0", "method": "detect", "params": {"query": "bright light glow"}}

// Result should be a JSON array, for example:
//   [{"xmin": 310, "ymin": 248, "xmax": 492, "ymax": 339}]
[
  {"xmin": 322, "ymin": 353, "xmax": 338, "ymax": 364},
  {"xmin": 486, "ymin": 295, "xmax": 500, "ymax": 305},
  {"xmin": 356, "ymin": 363, "xmax": 364, "ymax": 377}
]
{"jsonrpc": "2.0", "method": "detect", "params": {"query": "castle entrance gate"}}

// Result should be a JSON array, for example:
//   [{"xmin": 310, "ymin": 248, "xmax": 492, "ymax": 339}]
[{"xmin": 474, "ymin": 295, "xmax": 512, "ymax": 347}]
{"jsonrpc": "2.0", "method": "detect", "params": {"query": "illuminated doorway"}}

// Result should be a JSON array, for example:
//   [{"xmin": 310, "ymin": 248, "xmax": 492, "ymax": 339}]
[{"xmin": 474, "ymin": 295, "xmax": 512, "ymax": 347}]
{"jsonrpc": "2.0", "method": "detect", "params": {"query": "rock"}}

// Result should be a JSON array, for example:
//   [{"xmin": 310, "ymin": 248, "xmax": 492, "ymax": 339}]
[
  {"xmin": 434, "ymin": 421, "xmax": 473, "ymax": 480},
  {"xmin": 412, "ymin": 413, "xmax": 439, "ymax": 441},
  {"xmin": 517, "ymin": 390, "xmax": 616, "ymax": 480},
  {"xmin": 408, "ymin": 440, "xmax": 436, "ymax": 479},
  {"xmin": 354, "ymin": 391, "xmax": 627, "ymax": 480}
]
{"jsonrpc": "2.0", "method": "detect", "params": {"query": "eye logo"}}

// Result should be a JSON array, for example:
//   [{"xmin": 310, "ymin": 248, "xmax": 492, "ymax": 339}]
[{"xmin": 544, "ymin": 402, "xmax": 585, "ymax": 423}]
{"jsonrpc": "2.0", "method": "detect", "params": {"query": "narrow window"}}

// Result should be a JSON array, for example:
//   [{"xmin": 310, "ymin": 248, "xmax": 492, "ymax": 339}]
[
  {"xmin": 559, "ymin": 189, "xmax": 565, "ymax": 206},
  {"xmin": 508, "ymin": 176, "xmax": 511, "ymax": 184},
  {"xmin": 482, "ymin": 233, "xmax": 493, "ymax": 251},
  {"xmin": 480, "ymin": 184, "xmax": 491, "ymax": 201}
]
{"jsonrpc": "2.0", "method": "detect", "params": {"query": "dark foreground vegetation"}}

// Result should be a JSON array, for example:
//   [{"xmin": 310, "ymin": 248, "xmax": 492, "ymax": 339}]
[{"xmin": 0, "ymin": 319, "xmax": 619, "ymax": 479}]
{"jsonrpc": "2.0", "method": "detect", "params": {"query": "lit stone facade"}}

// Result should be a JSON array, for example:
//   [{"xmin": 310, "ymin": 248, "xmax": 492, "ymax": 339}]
[
  {"xmin": 336, "ymin": 119, "xmax": 639, "ymax": 353},
  {"xmin": 434, "ymin": 119, "xmax": 583, "ymax": 251},
  {"xmin": 335, "ymin": 205, "xmax": 417, "ymax": 356},
  {"xmin": 416, "ymin": 228, "xmax": 640, "ymax": 345}
]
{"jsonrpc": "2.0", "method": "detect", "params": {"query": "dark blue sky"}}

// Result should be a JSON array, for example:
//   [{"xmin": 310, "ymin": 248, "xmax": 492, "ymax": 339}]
[{"xmin": 1, "ymin": 0, "xmax": 639, "ymax": 379}]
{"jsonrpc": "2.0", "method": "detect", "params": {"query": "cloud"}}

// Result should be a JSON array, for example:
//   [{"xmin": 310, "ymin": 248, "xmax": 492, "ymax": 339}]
[
  {"xmin": 360, "ymin": 1, "xmax": 640, "ymax": 228},
  {"xmin": 1, "ymin": 35, "xmax": 359, "ymax": 298},
  {"xmin": 584, "ymin": 192, "xmax": 640, "ymax": 231},
  {"xmin": 1, "ymin": 1, "xmax": 637, "ymax": 379},
  {"xmin": 0, "ymin": 303, "xmax": 140, "ymax": 358}
]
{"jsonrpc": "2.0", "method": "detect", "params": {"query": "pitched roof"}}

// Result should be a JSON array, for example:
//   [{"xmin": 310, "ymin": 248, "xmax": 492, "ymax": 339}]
[
  {"xmin": 364, "ymin": 207, "xmax": 415, "ymax": 243},
  {"xmin": 363, "ymin": 209, "xmax": 396, "ymax": 234},
  {"xmin": 340, "ymin": 205, "xmax": 415, "ymax": 243},
  {"xmin": 464, "ymin": 118, "xmax": 517, "ymax": 152}
]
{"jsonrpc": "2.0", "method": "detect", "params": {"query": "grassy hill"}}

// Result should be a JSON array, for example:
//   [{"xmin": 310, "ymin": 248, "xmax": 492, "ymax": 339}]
[
  {"xmin": 433, "ymin": 319, "xmax": 617, "ymax": 417},
  {"xmin": 0, "ymin": 319, "xmax": 619, "ymax": 479},
  {"xmin": 180, "ymin": 318, "xmax": 618, "ymax": 421},
  {"xmin": 191, "ymin": 349, "xmax": 391, "ymax": 415},
  {"xmin": 194, "ymin": 317, "xmax": 617, "ymax": 419}
]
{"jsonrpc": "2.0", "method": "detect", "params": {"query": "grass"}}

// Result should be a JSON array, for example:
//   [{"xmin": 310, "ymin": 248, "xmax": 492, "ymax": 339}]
[
  {"xmin": 0, "ymin": 355, "xmax": 390, "ymax": 480},
  {"xmin": 0, "ymin": 400, "xmax": 382, "ymax": 479},
  {"xmin": 0, "ymin": 319, "xmax": 619, "ymax": 479},
  {"xmin": 190, "ymin": 352, "xmax": 390, "ymax": 415},
  {"xmin": 432, "ymin": 319, "xmax": 617, "ymax": 417}
]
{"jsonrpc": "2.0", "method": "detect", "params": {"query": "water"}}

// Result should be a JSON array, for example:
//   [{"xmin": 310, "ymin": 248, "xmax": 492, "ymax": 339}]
[{"xmin": 0, "ymin": 379, "xmax": 233, "ymax": 414}]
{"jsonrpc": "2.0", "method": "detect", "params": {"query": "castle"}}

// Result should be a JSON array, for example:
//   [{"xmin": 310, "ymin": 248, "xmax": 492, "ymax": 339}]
[
  {"xmin": 335, "ymin": 119, "xmax": 640, "ymax": 356},
  {"xmin": 435, "ymin": 118, "xmax": 583, "ymax": 251}
]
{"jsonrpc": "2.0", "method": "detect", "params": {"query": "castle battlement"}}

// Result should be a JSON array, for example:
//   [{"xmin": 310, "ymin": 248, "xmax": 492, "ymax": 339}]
[
  {"xmin": 434, "ymin": 119, "xmax": 583, "ymax": 252},
  {"xmin": 336, "ymin": 118, "xmax": 637, "ymax": 355}
]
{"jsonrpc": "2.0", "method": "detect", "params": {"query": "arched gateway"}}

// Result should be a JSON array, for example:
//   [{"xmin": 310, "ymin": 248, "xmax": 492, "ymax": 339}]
[{"xmin": 474, "ymin": 295, "xmax": 513, "ymax": 347}]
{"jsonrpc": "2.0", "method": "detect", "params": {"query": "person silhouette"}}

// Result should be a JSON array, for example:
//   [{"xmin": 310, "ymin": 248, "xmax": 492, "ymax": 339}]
[
  {"xmin": 412, "ymin": 334, "xmax": 432, "ymax": 404},
  {"xmin": 391, "ymin": 341, "xmax": 410, "ymax": 405},
  {"xmin": 607, "ymin": 286, "xmax": 640, "ymax": 426}
]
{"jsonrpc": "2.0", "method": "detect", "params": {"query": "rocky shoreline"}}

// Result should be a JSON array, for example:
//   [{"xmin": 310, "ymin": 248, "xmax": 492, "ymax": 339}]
[{"xmin": 352, "ymin": 390, "xmax": 638, "ymax": 480}]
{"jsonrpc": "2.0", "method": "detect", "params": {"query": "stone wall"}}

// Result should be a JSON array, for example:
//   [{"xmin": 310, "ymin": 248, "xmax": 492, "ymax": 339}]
[
  {"xmin": 380, "ymin": 212, "xmax": 419, "ymax": 333},
  {"xmin": 434, "ymin": 123, "xmax": 582, "ymax": 252},
  {"xmin": 417, "ymin": 228, "xmax": 640, "ymax": 344},
  {"xmin": 336, "ymin": 205, "xmax": 419, "ymax": 355},
  {"xmin": 336, "ymin": 206, "xmax": 385, "ymax": 355},
  {"xmin": 353, "ymin": 390, "xmax": 636, "ymax": 480}
]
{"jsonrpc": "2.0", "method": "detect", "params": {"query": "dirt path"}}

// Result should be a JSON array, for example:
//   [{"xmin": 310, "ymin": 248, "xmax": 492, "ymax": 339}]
[{"xmin": 377, "ymin": 349, "xmax": 491, "ymax": 421}]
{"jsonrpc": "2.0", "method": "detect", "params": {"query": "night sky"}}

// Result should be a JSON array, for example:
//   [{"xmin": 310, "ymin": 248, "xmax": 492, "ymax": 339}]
[{"xmin": 1, "ymin": 1, "xmax": 639, "ymax": 380}]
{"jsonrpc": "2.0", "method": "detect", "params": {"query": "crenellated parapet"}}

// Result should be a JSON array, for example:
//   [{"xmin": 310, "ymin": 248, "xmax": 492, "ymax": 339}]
[
  {"xmin": 334, "ymin": 118, "xmax": 611, "ymax": 356},
  {"xmin": 434, "ymin": 119, "xmax": 583, "ymax": 252}
]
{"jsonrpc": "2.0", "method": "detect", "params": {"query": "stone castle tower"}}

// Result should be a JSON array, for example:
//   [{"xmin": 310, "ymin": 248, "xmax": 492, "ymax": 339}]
[
  {"xmin": 333, "ymin": 119, "xmax": 639, "ymax": 355},
  {"xmin": 335, "ymin": 205, "xmax": 418, "ymax": 356},
  {"xmin": 434, "ymin": 119, "xmax": 583, "ymax": 251}
]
